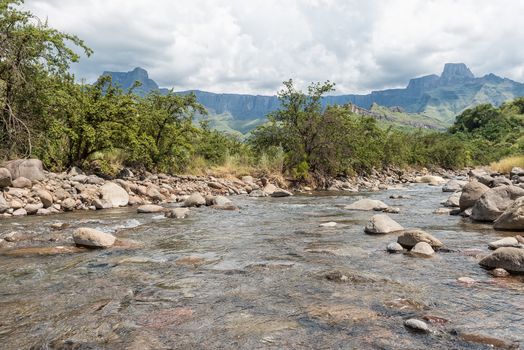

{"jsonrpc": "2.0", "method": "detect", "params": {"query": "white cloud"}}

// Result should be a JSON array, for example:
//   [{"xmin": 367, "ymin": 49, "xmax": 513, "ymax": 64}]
[{"xmin": 25, "ymin": 0, "xmax": 524, "ymax": 94}]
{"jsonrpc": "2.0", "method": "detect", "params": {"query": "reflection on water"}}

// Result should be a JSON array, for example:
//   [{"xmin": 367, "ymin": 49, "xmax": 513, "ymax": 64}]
[{"xmin": 0, "ymin": 185, "xmax": 522, "ymax": 349}]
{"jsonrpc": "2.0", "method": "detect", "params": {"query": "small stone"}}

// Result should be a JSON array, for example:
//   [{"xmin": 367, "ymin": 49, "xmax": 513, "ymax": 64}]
[
  {"xmin": 457, "ymin": 277, "xmax": 476, "ymax": 284},
  {"xmin": 319, "ymin": 222, "xmax": 337, "ymax": 227},
  {"xmin": 11, "ymin": 176, "xmax": 32, "ymax": 188},
  {"xmin": 434, "ymin": 208, "xmax": 451, "ymax": 215},
  {"xmin": 271, "ymin": 189, "xmax": 293, "ymax": 197},
  {"xmin": 386, "ymin": 242, "xmax": 404, "ymax": 253},
  {"xmin": 364, "ymin": 214, "xmax": 404, "ymax": 234},
  {"xmin": 383, "ymin": 207, "xmax": 400, "ymax": 214},
  {"xmin": 183, "ymin": 193, "xmax": 206, "ymax": 207},
  {"xmin": 61, "ymin": 198, "xmax": 76, "ymax": 211},
  {"xmin": 37, "ymin": 189, "xmax": 53, "ymax": 208},
  {"xmin": 489, "ymin": 268, "xmax": 510, "ymax": 277},
  {"xmin": 12, "ymin": 208, "xmax": 27, "ymax": 216},
  {"xmin": 165, "ymin": 207, "xmax": 190, "ymax": 219},
  {"xmin": 404, "ymin": 319, "xmax": 429, "ymax": 333},
  {"xmin": 397, "ymin": 229, "xmax": 443, "ymax": 249},
  {"xmin": 345, "ymin": 198, "xmax": 388, "ymax": 211}
]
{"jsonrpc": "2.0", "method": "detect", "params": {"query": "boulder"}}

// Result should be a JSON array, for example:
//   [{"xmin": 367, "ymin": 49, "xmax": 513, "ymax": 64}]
[
  {"xmin": 492, "ymin": 177, "xmax": 512, "ymax": 187},
  {"xmin": 25, "ymin": 203, "xmax": 43, "ymax": 215},
  {"xmin": 469, "ymin": 168, "xmax": 490, "ymax": 180},
  {"xmin": 183, "ymin": 192, "xmax": 206, "ymax": 207},
  {"xmin": 37, "ymin": 189, "xmax": 53, "ymax": 208},
  {"xmin": 271, "ymin": 189, "xmax": 293, "ymax": 197},
  {"xmin": 212, "ymin": 195, "xmax": 233, "ymax": 206},
  {"xmin": 488, "ymin": 237, "xmax": 523, "ymax": 250},
  {"xmin": 165, "ymin": 207, "xmax": 190, "ymax": 219},
  {"xmin": 12, "ymin": 208, "xmax": 27, "ymax": 216},
  {"xmin": 0, "ymin": 167, "xmax": 12, "ymax": 187},
  {"xmin": 493, "ymin": 196, "xmax": 524, "ymax": 231},
  {"xmin": 471, "ymin": 186, "xmax": 524, "ymax": 222},
  {"xmin": 415, "ymin": 175, "xmax": 446, "ymax": 185},
  {"xmin": 510, "ymin": 167, "xmax": 524, "ymax": 178},
  {"xmin": 364, "ymin": 214, "xmax": 404, "ymax": 234},
  {"xmin": 11, "ymin": 177, "xmax": 32, "ymax": 188},
  {"xmin": 442, "ymin": 179, "xmax": 467, "ymax": 192},
  {"xmin": 345, "ymin": 199, "xmax": 388, "ymax": 211},
  {"xmin": 93, "ymin": 198, "xmax": 112, "ymax": 210},
  {"xmin": 100, "ymin": 182, "xmax": 129, "ymax": 207},
  {"xmin": 443, "ymin": 192, "xmax": 461, "ymax": 208},
  {"xmin": 61, "ymin": 197, "xmax": 76, "ymax": 211},
  {"xmin": 411, "ymin": 242, "xmax": 435, "ymax": 256},
  {"xmin": 4, "ymin": 159, "xmax": 45, "ymax": 181},
  {"xmin": 0, "ymin": 193, "xmax": 9, "ymax": 213},
  {"xmin": 479, "ymin": 247, "xmax": 524, "ymax": 273},
  {"xmin": 36, "ymin": 208, "xmax": 51, "ymax": 216},
  {"xmin": 146, "ymin": 186, "xmax": 164, "ymax": 202},
  {"xmin": 137, "ymin": 204, "xmax": 165, "ymax": 213},
  {"xmin": 477, "ymin": 174, "xmax": 494, "ymax": 187},
  {"xmin": 262, "ymin": 183, "xmax": 277, "ymax": 195},
  {"xmin": 242, "ymin": 175, "xmax": 254, "ymax": 184},
  {"xmin": 248, "ymin": 189, "xmax": 268, "ymax": 197},
  {"xmin": 459, "ymin": 181, "xmax": 489, "ymax": 211},
  {"xmin": 73, "ymin": 227, "xmax": 115, "ymax": 248},
  {"xmin": 397, "ymin": 229, "xmax": 443, "ymax": 249}
]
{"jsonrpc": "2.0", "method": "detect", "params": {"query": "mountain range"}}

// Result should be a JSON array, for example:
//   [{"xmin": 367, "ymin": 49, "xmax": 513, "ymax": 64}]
[{"xmin": 102, "ymin": 63, "xmax": 524, "ymax": 134}]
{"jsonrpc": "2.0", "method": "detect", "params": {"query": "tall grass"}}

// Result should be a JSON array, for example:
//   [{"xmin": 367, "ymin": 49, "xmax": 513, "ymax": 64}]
[{"xmin": 489, "ymin": 155, "xmax": 524, "ymax": 173}]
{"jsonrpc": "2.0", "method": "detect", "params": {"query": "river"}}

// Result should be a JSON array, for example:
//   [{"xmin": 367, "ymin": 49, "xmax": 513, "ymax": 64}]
[{"xmin": 0, "ymin": 184, "xmax": 522, "ymax": 349}]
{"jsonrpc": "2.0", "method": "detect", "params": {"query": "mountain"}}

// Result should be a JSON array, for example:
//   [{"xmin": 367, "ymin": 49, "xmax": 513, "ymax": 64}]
[{"xmin": 102, "ymin": 63, "xmax": 524, "ymax": 132}]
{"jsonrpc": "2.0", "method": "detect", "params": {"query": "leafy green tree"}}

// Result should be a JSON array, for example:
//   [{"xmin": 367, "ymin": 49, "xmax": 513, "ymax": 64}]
[{"xmin": 0, "ymin": 0, "xmax": 91, "ymax": 157}]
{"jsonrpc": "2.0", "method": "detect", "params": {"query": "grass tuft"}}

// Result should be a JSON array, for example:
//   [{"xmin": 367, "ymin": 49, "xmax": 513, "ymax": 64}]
[{"xmin": 489, "ymin": 155, "xmax": 524, "ymax": 173}]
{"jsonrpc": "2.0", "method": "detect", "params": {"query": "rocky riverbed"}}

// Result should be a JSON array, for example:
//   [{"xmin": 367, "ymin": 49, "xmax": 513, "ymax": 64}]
[{"xmin": 0, "ymin": 160, "xmax": 523, "ymax": 349}]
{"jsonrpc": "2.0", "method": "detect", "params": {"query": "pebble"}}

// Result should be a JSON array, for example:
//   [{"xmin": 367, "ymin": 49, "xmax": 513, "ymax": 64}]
[
  {"xmin": 319, "ymin": 222, "xmax": 337, "ymax": 227},
  {"xmin": 489, "ymin": 268, "xmax": 510, "ymax": 277},
  {"xmin": 404, "ymin": 318, "xmax": 429, "ymax": 332},
  {"xmin": 457, "ymin": 277, "xmax": 476, "ymax": 284}
]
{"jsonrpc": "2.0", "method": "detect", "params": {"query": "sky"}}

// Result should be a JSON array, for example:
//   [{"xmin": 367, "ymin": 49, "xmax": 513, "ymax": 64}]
[{"xmin": 25, "ymin": 0, "xmax": 524, "ymax": 95}]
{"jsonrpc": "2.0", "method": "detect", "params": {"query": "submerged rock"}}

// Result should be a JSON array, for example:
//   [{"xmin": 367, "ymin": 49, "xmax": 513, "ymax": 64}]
[
  {"xmin": 488, "ymin": 237, "xmax": 523, "ymax": 250},
  {"xmin": 271, "ymin": 189, "xmax": 293, "ymax": 197},
  {"xmin": 345, "ymin": 198, "xmax": 388, "ymax": 211},
  {"xmin": 364, "ymin": 214, "xmax": 403, "ymax": 234},
  {"xmin": 397, "ymin": 229, "xmax": 443, "ymax": 249},
  {"xmin": 489, "ymin": 268, "xmax": 510, "ymax": 277},
  {"xmin": 479, "ymin": 247, "xmax": 524, "ymax": 273},
  {"xmin": 386, "ymin": 242, "xmax": 404, "ymax": 253},
  {"xmin": 165, "ymin": 207, "xmax": 190, "ymax": 219},
  {"xmin": 72, "ymin": 227, "xmax": 116, "ymax": 248}
]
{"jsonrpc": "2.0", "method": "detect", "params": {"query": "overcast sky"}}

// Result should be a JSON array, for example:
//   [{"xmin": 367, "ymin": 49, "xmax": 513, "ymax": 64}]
[{"xmin": 25, "ymin": 0, "xmax": 524, "ymax": 95}]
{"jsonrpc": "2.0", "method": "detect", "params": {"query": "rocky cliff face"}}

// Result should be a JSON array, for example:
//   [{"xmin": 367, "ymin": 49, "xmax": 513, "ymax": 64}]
[{"xmin": 102, "ymin": 63, "xmax": 524, "ymax": 128}]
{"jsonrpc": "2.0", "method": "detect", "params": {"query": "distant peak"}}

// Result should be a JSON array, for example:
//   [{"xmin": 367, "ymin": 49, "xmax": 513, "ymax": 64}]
[{"xmin": 440, "ymin": 63, "xmax": 474, "ymax": 81}]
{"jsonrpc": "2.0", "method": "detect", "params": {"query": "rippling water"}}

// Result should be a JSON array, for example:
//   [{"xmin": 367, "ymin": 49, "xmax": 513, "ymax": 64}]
[{"xmin": 0, "ymin": 185, "xmax": 522, "ymax": 349}]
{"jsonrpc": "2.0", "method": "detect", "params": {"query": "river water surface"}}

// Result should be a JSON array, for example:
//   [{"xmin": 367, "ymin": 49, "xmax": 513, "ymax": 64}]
[{"xmin": 0, "ymin": 185, "xmax": 522, "ymax": 349}]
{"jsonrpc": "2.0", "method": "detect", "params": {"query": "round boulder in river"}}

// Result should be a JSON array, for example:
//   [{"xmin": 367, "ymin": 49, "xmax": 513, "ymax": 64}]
[
  {"xmin": 410, "ymin": 242, "xmax": 435, "ymax": 256},
  {"xmin": 479, "ymin": 247, "xmax": 524, "ymax": 273},
  {"xmin": 183, "ymin": 193, "xmax": 206, "ymax": 207},
  {"xmin": 397, "ymin": 229, "xmax": 443, "ymax": 249},
  {"xmin": 73, "ymin": 228, "xmax": 116, "ymax": 248},
  {"xmin": 100, "ymin": 182, "xmax": 129, "ymax": 207},
  {"xmin": 364, "ymin": 214, "xmax": 403, "ymax": 234},
  {"xmin": 459, "ymin": 181, "xmax": 489, "ymax": 211}
]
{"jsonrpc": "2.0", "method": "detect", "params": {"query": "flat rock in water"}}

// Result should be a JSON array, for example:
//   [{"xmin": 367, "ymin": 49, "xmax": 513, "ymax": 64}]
[
  {"xmin": 345, "ymin": 199, "xmax": 388, "ymax": 211},
  {"xmin": 213, "ymin": 195, "xmax": 233, "ymax": 206},
  {"xmin": 434, "ymin": 208, "xmax": 451, "ymax": 215},
  {"xmin": 73, "ymin": 227, "xmax": 115, "ymax": 248},
  {"xmin": 493, "ymin": 196, "xmax": 524, "ymax": 231},
  {"xmin": 319, "ymin": 222, "xmax": 337, "ymax": 227},
  {"xmin": 397, "ymin": 229, "xmax": 443, "ymax": 249},
  {"xmin": 488, "ymin": 237, "xmax": 522, "ymax": 250},
  {"xmin": 271, "ymin": 189, "xmax": 293, "ymax": 197},
  {"xmin": 137, "ymin": 204, "xmax": 165, "ymax": 213},
  {"xmin": 404, "ymin": 319, "xmax": 429, "ymax": 332},
  {"xmin": 479, "ymin": 247, "xmax": 524, "ymax": 273},
  {"xmin": 364, "ymin": 214, "xmax": 403, "ymax": 234},
  {"xmin": 165, "ymin": 208, "xmax": 190, "ymax": 219},
  {"xmin": 410, "ymin": 242, "xmax": 435, "ymax": 256}
]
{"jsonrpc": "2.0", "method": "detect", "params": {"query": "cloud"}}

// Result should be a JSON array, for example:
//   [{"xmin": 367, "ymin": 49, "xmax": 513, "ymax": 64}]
[{"xmin": 25, "ymin": 0, "xmax": 524, "ymax": 94}]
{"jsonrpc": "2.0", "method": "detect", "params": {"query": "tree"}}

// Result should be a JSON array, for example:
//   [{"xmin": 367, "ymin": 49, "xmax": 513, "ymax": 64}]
[{"xmin": 0, "ymin": 0, "xmax": 91, "ymax": 157}]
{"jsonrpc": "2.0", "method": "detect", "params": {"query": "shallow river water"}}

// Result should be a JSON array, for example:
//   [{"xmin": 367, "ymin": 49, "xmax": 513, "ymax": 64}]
[{"xmin": 0, "ymin": 184, "xmax": 523, "ymax": 349}]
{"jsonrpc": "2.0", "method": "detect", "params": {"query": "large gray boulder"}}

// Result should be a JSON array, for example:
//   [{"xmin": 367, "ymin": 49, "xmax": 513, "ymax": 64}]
[
  {"xmin": 183, "ymin": 192, "xmax": 206, "ymax": 207},
  {"xmin": 364, "ymin": 214, "xmax": 404, "ymax": 234},
  {"xmin": 345, "ymin": 198, "xmax": 388, "ymax": 211},
  {"xmin": 443, "ymin": 192, "xmax": 461, "ymax": 207},
  {"xmin": 73, "ymin": 228, "xmax": 115, "ymax": 248},
  {"xmin": 0, "ymin": 168, "xmax": 12, "ymax": 187},
  {"xmin": 4, "ymin": 159, "xmax": 45, "ymax": 181},
  {"xmin": 100, "ymin": 182, "xmax": 129, "ymax": 207},
  {"xmin": 397, "ymin": 229, "xmax": 443, "ymax": 249},
  {"xmin": 479, "ymin": 247, "xmax": 524, "ymax": 273},
  {"xmin": 494, "ymin": 196, "xmax": 524, "ymax": 230},
  {"xmin": 471, "ymin": 186, "xmax": 524, "ymax": 222},
  {"xmin": 459, "ymin": 181, "xmax": 489, "ymax": 211},
  {"xmin": 442, "ymin": 179, "xmax": 467, "ymax": 192}
]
